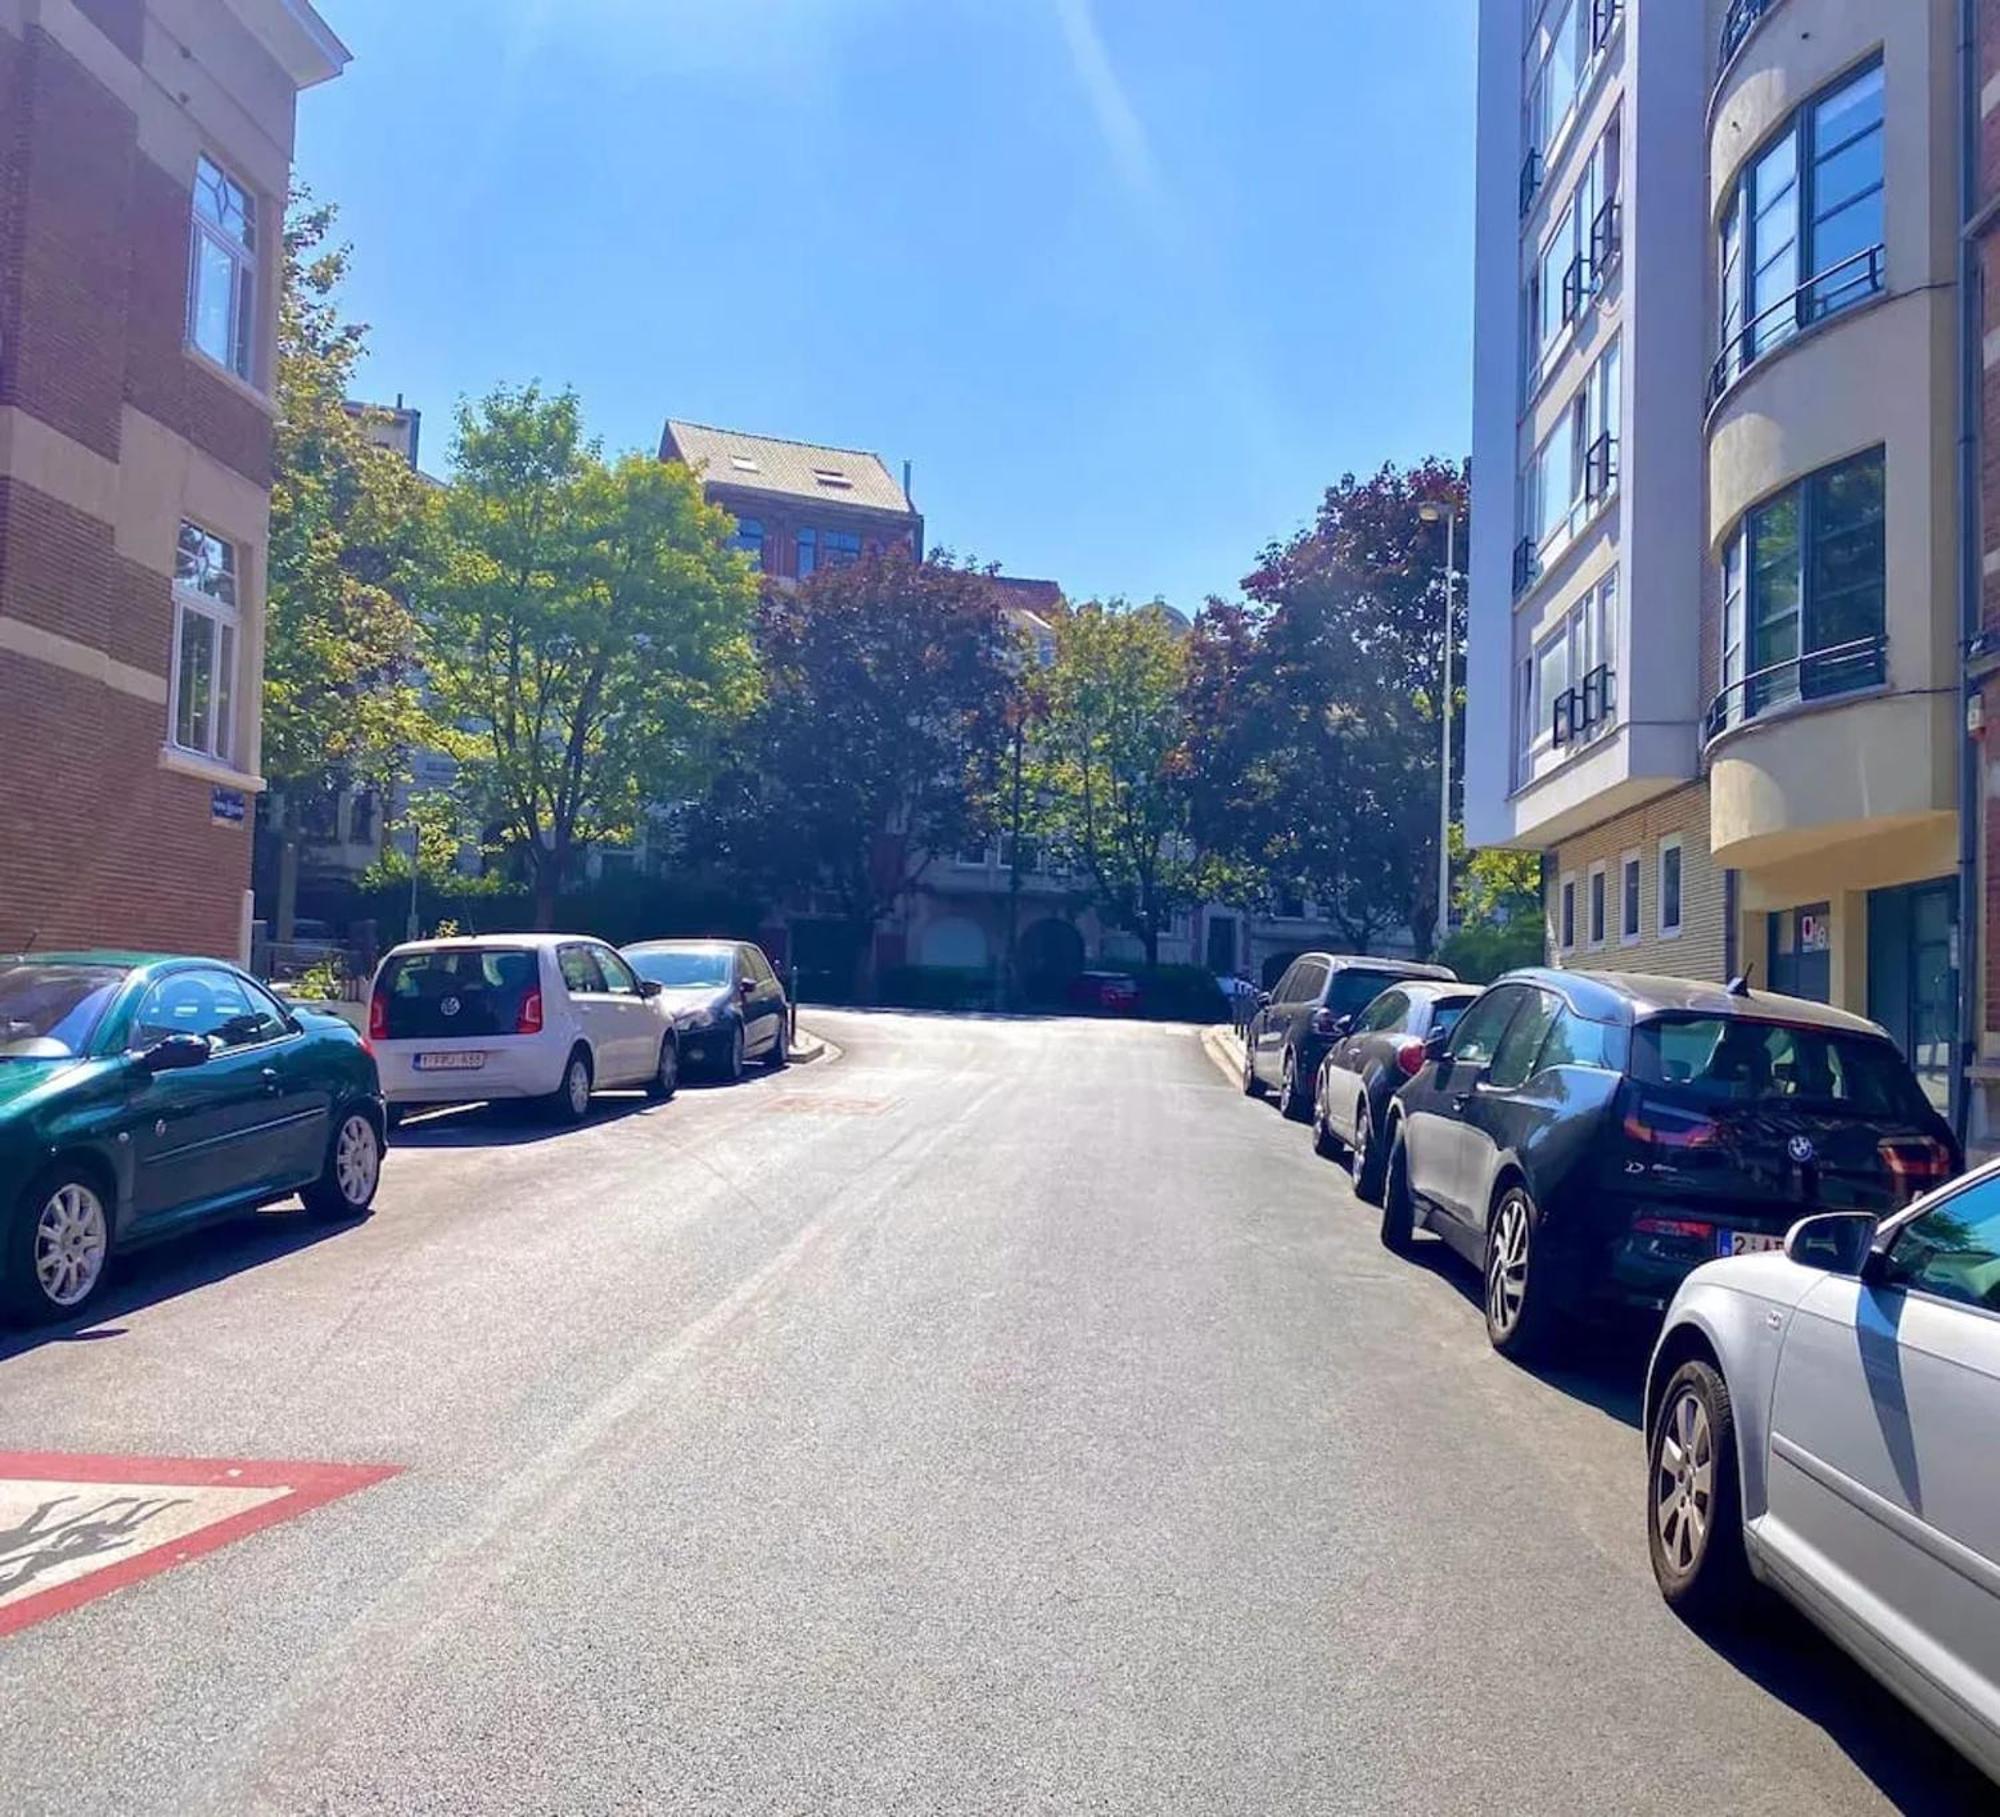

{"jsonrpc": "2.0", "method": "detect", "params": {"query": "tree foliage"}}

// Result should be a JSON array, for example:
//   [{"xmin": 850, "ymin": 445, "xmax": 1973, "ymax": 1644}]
[
  {"xmin": 1441, "ymin": 842, "xmax": 1546, "ymax": 983},
  {"xmin": 1028, "ymin": 602, "xmax": 1207, "ymax": 965},
  {"xmin": 693, "ymin": 552, "xmax": 1021, "ymax": 975},
  {"xmin": 424, "ymin": 386, "xmax": 761, "ymax": 927},
  {"xmin": 262, "ymin": 194, "xmax": 437, "ymax": 924},
  {"xmin": 1186, "ymin": 458, "xmax": 1467, "ymax": 956}
]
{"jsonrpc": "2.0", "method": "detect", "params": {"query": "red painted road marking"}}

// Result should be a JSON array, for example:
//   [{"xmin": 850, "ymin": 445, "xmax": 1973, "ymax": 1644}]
[{"xmin": 0, "ymin": 1451, "xmax": 399, "ymax": 1639}]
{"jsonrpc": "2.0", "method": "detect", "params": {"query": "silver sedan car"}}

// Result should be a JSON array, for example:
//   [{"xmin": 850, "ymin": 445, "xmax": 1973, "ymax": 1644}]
[{"xmin": 1644, "ymin": 1166, "xmax": 2000, "ymax": 1783}]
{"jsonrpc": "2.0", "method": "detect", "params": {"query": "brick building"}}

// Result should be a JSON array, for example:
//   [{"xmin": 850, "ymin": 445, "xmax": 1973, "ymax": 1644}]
[{"xmin": 0, "ymin": 0, "xmax": 346, "ymax": 959}]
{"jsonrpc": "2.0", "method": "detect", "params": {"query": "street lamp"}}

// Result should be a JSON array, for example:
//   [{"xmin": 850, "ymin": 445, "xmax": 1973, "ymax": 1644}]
[{"xmin": 1419, "ymin": 500, "xmax": 1458, "ymax": 951}]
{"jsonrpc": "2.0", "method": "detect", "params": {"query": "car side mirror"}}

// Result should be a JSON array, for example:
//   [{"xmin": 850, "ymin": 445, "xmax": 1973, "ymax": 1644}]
[
  {"xmin": 1331, "ymin": 1016, "xmax": 1354, "ymax": 1039},
  {"xmin": 1783, "ymin": 1211, "xmax": 1877, "ymax": 1276},
  {"xmin": 1256, "ymin": 991, "xmax": 1272, "ymax": 1009},
  {"xmin": 133, "ymin": 1033, "xmax": 210, "ymax": 1075},
  {"xmin": 738, "ymin": 978, "xmax": 756, "ymax": 998},
  {"xmin": 638, "ymin": 979, "xmax": 664, "ymax": 1000}
]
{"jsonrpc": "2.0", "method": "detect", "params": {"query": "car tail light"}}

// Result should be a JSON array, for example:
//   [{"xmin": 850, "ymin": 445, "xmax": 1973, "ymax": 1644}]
[
  {"xmin": 1395, "ymin": 1038, "xmax": 1426, "ymax": 1078},
  {"xmin": 1310, "ymin": 1008, "xmax": 1339, "ymax": 1036},
  {"xmin": 368, "ymin": 991, "xmax": 387, "ymax": 1043},
  {"xmin": 1633, "ymin": 1215, "xmax": 1717, "ymax": 1243},
  {"xmin": 516, "ymin": 989, "xmax": 544, "ymax": 1036},
  {"xmin": 1622, "ymin": 1100, "xmax": 1721, "ymax": 1151},
  {"xmin": 1879, "ymin": 1136, "xmax": 1955, "ymax": 1207}
]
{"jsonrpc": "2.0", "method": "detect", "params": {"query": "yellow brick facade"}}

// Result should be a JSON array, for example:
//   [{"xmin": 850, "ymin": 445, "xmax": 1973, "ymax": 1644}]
[{"xmin": 1543, "ymin": 783, "xmax": 1726, "ymax": 983}]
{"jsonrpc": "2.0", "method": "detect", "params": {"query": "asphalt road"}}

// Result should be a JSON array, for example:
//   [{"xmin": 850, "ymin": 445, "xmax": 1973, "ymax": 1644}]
[{"xmin": 0, "ymin": 1011, "xmax": 1990, "ymax": 1814}]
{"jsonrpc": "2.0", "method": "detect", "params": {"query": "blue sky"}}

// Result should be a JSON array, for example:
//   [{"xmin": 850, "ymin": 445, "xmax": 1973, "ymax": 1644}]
[{"xmin": 297, "ymin": 0, "xmax": 1477, "ymax": 608}]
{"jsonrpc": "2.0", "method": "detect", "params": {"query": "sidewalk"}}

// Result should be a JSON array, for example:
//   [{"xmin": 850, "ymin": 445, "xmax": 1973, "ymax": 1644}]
[
  {"xmin": 1200, "ymin": 1022, "xmax": 1246, "ymax": 1086},
  {"xmin": 790, "ymin": 1025, "xmax": 836, "ymax": 1066}
]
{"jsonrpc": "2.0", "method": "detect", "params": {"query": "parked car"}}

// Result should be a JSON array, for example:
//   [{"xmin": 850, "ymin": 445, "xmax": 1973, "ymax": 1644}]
[
  {"xmin": 1380, "ymin": 969, "xmax": 1960, "ymax": 1360},
  {"xmin": 0, "ymin": 951, "xmax": 385, "ymax": 1323},
  {"xmin": 370, "ymin": 935, "xmax": 679, "ymax": 1122},
  {"xmin": 1242, "ymin": 954, "xmax": 1457, "ymax": 1120},
  {"xmin": 1312, "ymin": 981, "xmax": 1481, "ymax": 1200},
  {"xmin": 1644, "ymin": 1178, "xmax": 2000, "ymax": 1783},
  {"xmin": 1067, "ymin": 971, "xmax": 1141, "ymax": 1016},
  {"xmin": 621, "ymin": 939, "xmax": 788, "ymax": 1081}
]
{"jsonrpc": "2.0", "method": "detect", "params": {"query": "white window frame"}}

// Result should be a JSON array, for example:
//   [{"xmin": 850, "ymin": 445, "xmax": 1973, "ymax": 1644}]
[
  {"xmin": 1657, "ymin": 834, "xmax": 1685, "ymax": 940},
  {"xmin": 169, "ymin": 519, "xmax": 241, "ymax": 766},
  {"xmin": 187, "ymin": 154, "xmax": 259, "ymax": 384},
  {"xmin": 1559, "ymin": 871, "xmax": 1578, "ymax": 952},
  {"xmin": 1619, "ymin": 848, "xmax": 1642, "ymax": 946},
  {"xmin": 1586, "ymin": 860, "xmax": 1607, "ymax": 949}
]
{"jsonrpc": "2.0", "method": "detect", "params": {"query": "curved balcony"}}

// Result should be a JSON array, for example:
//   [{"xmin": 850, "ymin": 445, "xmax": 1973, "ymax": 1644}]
[{"xmin": 1718, "ymin": 0, "xmax": 1785, "ymax": 89}]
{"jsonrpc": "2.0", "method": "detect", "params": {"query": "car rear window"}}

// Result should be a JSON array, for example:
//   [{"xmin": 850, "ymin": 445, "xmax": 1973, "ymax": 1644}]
[
  {"xmin": 1631, "ymin": 1015, "xmax": 1928, "ymax": 1117},
  {"xmin": 377, "ymin": 948, "xmax": 539, "ymax": 1040},
  {"xmin": 0, "ymin": 961, "xmax": 127, "ymax": 1059},
  {"xmin": 626, "ymin": 948, "xmax": 731, "ymax": 988},
  {"xmin": 1327, "ymin": 969, "xmax": 1407, "ymax": 1018}
]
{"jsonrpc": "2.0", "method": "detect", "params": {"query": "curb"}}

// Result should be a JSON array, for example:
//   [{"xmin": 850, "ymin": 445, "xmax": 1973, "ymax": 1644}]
[
  {"xmin": 790, "ymin": 1027, "xmax": 840, "ymax": 1067},
  {"xmin": 1200, "ymin": 1023, "xmax": 1246, "ymax": 1086}
]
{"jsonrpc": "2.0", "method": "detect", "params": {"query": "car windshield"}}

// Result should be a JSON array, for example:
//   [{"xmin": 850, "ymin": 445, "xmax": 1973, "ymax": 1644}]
[
  {"xmin": 626, "ymin": 949, "xmax": 731, "ymax": 989},
  {"xmin": 1431, "ymin": 1001, "xmax": 1472, "ymax": 1038},
  {"xmin": 377, "ymin": 948, "xmax": 539, "ymax": 1040},
  {"xmin": 0, "ymin": 960, "xmax": 128, "ymax": 1060},
  {"xmin": 1631, "ymin": 1016, "xmax": 1930, "ymax": 1118},
  {"xmin": 1329, "ymin": 969, "xmax": 1410, "ymax": 1018}
]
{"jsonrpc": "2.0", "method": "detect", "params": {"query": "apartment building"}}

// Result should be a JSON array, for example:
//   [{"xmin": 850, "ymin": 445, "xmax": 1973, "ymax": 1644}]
[
  {"xmin": 1471, "ymin": 0, "xmax": 1967, "ymax": 1116},
  {"xmin": 1466, "ymin": 0, "xmax": 1717, "ymax": 978},
  {"xmin": 0, "ymin": 0, "xmax": 347, "ymax": 959},
  {"xmin": 1703, "ymin": 0, "xmax": 1962, "ymax": 1114}
]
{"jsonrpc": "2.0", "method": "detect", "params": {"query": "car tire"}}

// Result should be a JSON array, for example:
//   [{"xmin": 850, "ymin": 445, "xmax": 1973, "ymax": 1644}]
[
  {"xmin": 722, "ymin": 1021, "xmax": 746, "ymax": 1084},
  {"xmin": 302, "ymin": 1109, "xmax": 382, "ymax": 1221},
  {"xmin": 1379, "ymin": 1128, "xmax": 1418, "ymax": 1254},
  {"xmin": 1279, "ymin": 1049, "xmax": 1310, "ymax": 1123},
  {"xmin": 546, "ymin": 1047, "xmax": 594, "ymax": 1125},
  {"xmin": 1484, "ymin": 1183, "xmax": 1560, "ymax": 1361},
  {"xmin": 766, "ymin": 1022, "xmax": 789, "ymax": 1071},
  {"xmin": 384, "ymin": 1104, "xmax": 406, "ymax": 1134},
  {"xmin": 645, "ymin": 1037, "xmax": 679, "ymax": 1102},
  {"xmin": 4, "ymin": 1167, "xmax": 114, "ymax": 1325},
  {"xmin": 1648, "ymin": 1359, "xmax": 1752, "ymax": 1623},
  {"xmin": 1351, "ymin": 1098, "xmax": 1388, "ymax": 1206},
  {"xmin": 1311, "ymin": 1091, "xmax": 1341, "ymax": 1159},
  {"xmin": 1242, "ymin": 1044, "xmax": 1268, "ymax": 1100}
]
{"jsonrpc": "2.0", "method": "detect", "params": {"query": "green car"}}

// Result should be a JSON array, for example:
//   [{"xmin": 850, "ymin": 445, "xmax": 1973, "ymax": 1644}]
[{"xmin": 0, "ymin": 952, "xmax": 386, "ymax": 1324}]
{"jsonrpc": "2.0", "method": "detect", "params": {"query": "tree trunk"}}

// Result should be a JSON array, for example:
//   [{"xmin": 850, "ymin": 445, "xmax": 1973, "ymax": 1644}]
[
  {"xmin": 532, "ymin": 857, "xmax": 560, "ymax": 931},
  {"xmin": 1143, "ymin": 921, "xmax": 1160, "ymax": 968},
  {"xmin": 275, "ymin": 795, "xmax": 301, "ymax": 945}
]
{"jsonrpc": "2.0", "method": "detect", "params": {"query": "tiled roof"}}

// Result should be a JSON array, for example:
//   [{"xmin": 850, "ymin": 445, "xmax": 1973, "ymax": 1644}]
[{"xmin": 662, "ymin": 420, "xmax": 915, "ymax": 518}]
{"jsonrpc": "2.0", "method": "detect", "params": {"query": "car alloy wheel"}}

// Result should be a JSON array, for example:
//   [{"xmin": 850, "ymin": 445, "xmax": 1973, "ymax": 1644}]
[
  {"xmin": 567, "ymin": 1056, "xmax": 592, "ymax": 1118},
  {"xmin": 34, "ymin": 1182, "xmax": 107, "ymax": 1311},
  {"xmin": 648, "ymin": 1039, "xmax": 679, "ymax": 1101},
  {"xmin": 333, "ymin": 1114, "xmax": 381, "ymax": 1206},
  {"xmin": 1486, "ymin": 1193, "xmax": 1531, "ymax": 1340},
  {"xmin": 1654, "ymin": 1386, "xmax": 1715, "ymax": 1578},
  {"xmin": 727, "ymin": 1024, "xmax": 745, "ymax": 1082}
]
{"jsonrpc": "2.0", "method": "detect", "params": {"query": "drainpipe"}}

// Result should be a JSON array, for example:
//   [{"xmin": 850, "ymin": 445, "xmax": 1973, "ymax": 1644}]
[{"xmin": 1956, "ymin": 0, "xmax": 1982, "ymax": 1145}]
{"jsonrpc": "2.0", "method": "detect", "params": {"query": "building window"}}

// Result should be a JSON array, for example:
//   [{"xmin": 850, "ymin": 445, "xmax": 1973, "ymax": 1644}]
[
  {"xmin": 1620, "ymin": 850, "xmax": 1641, "ymax": 944},
  {"xmin": 732, "ymin": 517, "xmax": 765, "ymax": 570},
  {"xmin": 1518, "ymin": 569, "xmax": 1617, "ymax": 777},
  {"xmin": 1524, "ymin": 0, "xmax": 1586, "ymax": 172},
  {"xmin": 796, "ymin": 526, "xmax": 816, "ymax": 578},
  {"xmin": 1658, "ymin": 835, "xmax": 1683, "ymax": 938},
  {"xmin": 1587, "ymin": 862, "xmax": 1606, "ymax": 947},
  {"xmin": 1713, "ymin": 61, "xmax": 1884, "ymax": 399},
  {"xmin": 1526, "ymin": 117, "xmax": 1620, "ymax": 390},
  {"xmin": 188, "ymin": 156, "xmax": 257, "ymax": 381},
  {"xmin": 1711, "ymin": 446, "xmax": 1885, "ymax": 734},
  {"xmin": 171, "ymin": 520, "xmax": 240, "ymax": 764},
  {"xmin": 823, "ymin": 529, "xmax": 862, "ymax": 569},
  {"xmin": 1559, "ymin": 873, "xmax": 1577, "ymax": 950}
]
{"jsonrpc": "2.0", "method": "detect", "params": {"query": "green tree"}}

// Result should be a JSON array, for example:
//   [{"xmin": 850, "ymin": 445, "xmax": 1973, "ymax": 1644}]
[
  {"xmin": 1440, "ymin": 841, "xmax": 1546, "ymax": 983},
  {"xmin": 425, "ymin": 386, "xmax": 761, "ymax": 928},
  {"xmin": 1185, "ymin": 459, "xmax": 1467, "ymax": 957},
  {"xmin": 693, "ymin": 551, "xmax": 1021, "ymax": 993},
  {"xmin": 1029, "ymin": 601, "xmax": 1207, "ymax": 967},
  {"xmin": 262, "ymin": 193, "xmax": 437, "ymax": 938}
]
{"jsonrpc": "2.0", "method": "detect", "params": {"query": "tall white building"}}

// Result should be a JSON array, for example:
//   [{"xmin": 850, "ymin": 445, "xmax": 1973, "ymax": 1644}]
[{"xmin": 1465, "ymin": 0, "xmax": 1720, "ymax": 976}]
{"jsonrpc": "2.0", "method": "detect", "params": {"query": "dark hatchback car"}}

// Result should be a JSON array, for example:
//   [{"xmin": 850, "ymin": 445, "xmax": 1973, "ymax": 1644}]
[
  {"xmin": 621, "ymin": 940, "xmax": 789, "ymax": 1081},
  {"xmin": 1379, "ymin": 969, "xmax": 1959, "ymax": 1361},
  {"xmin": 1312, "ymin": 981, "xmax": 1481, "ymax": 1200},
  {"xmin": 1068, "ymin": 971, "xmax": 1141, "ymax": 1016},
  {"xmin": 0, "ymin": 952, "xmax": 385, "ymax": 1323},
  {"xmin": 1243, "ymin": 954, "xmax": 1458, "ymax": 1121}
]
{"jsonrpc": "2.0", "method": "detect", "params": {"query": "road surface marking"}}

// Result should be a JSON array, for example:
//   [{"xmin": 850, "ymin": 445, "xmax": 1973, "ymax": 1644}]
[{"xmin": 0, "ymin": 1452, "xmax": 399, "ymax": 1638}]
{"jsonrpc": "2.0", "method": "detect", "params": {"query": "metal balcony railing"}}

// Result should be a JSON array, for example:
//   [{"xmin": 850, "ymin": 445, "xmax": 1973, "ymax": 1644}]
[
  {"xmin": 1709, "ymin": 245, "xmax": 1885, "ymax": 406},
  {"xmin": 1702, "ymin": 633, "xmax": 1886, "ymax": 742},
  {"xmin": 1719, "ymin": 0, "xmax": 1779, "ymax": 78},
  {"xmin": 1560, "ymin": 253, "xmax": 1589, "ymax": 327},
  {"xmin": 1512, "ymin": 537, "xmax": 1541, "ymax": 597},
  {"xmin": 1589, "ymin": 198, "xmax": 1622, "ymax": 287},
  {"xmin": 1552, "ymin": 663, "xmax": 1616, "ymax": 749},
  {"xmin": 1519, "ymin": 148, "xmax": 1543, "ymax": 220},
  {"xmin": 1591, "ymin": 0, "xmax": 1623, "ymax": 54},
  {"xmin": 1584, "ymin": 432, "xmax": 1619, "ymax": 505}
]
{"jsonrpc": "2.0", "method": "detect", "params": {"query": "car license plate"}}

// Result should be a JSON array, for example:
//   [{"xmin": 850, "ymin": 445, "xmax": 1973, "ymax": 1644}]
[
  {"xmin": 414, "ymin": 1051, "xmax": 486, "ymax": 1072},
  {"xmin": 1718, "ymin": 1229, "xmax": 1785, "ymax": 1257}
]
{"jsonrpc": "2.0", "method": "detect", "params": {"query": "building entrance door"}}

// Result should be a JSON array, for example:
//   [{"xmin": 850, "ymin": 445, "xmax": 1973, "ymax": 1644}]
[
  {"xmin": 1768, "ymin": 904, "xmax": 1831, "ymax": 1003},
  {"xmin": 1868, "ymin": 878, "xmax": 1957, "ymax": 1114},
  {"xmin": 1205, "ymin": 914, "xmax": 1239, "ymax": 976}
]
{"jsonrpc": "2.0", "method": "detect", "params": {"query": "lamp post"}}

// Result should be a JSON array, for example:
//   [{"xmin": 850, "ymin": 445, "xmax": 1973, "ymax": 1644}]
[{"xmin": 1419, "ymin": 501, "xmax": 1458, "ymax": 953}]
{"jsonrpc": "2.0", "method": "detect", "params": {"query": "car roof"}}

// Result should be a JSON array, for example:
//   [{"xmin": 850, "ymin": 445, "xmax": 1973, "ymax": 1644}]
[
  {"xmin": 622, "ymin": 938, "xmax": 737, "ymax": 952},
  {"xmin": 1494, "ymin": 967, "xmax": 1894, "ymax": 1038},
  {"xmin": 7, "ymin": 950, "xmax": 201, "ymax": 972},
  {"xmin": 383, "ymin": 934, "xmax": 586, "ymax": 955},
  {"xmin": 1293, "ymin": 953, "xmax": 1458, "ymax": 981}
]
